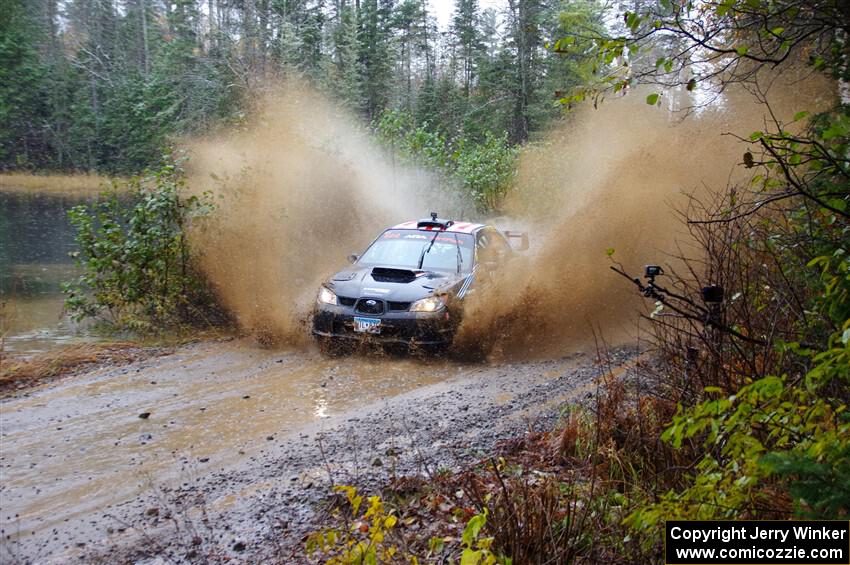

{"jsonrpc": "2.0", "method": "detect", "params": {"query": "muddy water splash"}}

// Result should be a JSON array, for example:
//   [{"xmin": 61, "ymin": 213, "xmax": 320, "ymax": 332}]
[
  {"xmin": 458, "ymin": 79, "xmax": 836, "ymax": 358},
  {"xmin": 186, "ymin": 76, "xmax": 832, "ymax": 355},
  {"xmin": 186, "ymin": 81, "xmax": 463, "ymax": 342}
]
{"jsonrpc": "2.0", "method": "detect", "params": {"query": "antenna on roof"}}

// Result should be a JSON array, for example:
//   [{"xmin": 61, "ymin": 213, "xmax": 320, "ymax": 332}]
[{"xmin": 418, "ymin": 213, "xmax": 453, "ymax": 230}]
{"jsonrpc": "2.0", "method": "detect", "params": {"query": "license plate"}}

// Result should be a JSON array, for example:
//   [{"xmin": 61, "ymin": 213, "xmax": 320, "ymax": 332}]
[{"xmin": 353, "ymin": 317, "xmax": 381, "ymax": 334}]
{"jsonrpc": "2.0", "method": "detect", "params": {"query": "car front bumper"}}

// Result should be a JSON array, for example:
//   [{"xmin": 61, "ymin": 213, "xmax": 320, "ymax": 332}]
[{"xmin": 312, "ymin": 305, "xmax": 457, "ymax": 346}]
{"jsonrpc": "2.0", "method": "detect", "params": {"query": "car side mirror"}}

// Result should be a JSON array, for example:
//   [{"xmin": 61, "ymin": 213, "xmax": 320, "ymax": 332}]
[
  {"xmin": 347, "ymin": 253, "xmax": 359, "ymax": 264},
  {"xmin": 504, "ymin": 231, "xmax": 529, "ymax": 251}
]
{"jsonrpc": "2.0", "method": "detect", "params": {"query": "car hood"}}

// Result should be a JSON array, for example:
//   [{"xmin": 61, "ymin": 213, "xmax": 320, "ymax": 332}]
[{"xmin": 324, "ymin": 265, "xmax": 463, "ymax": 302}]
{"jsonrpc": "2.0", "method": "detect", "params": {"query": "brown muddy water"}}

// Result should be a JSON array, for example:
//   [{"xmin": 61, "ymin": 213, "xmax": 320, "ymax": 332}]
[
  {"xmin": 0, "ymin": 337, "xmax": 613, "ymax": 563},
  {"xmin": 0, "ymin": 338, "xmax": 538, "ymax": 561},
  {"xmin": 0, "ymin": 191, "xmax": 92, "ymax": 356}
]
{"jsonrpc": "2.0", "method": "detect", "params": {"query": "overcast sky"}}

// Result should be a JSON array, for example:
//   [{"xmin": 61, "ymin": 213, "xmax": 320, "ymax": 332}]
[{"xmin": 430, "ymin": 0, "xmax": 504, "ymax": 31}]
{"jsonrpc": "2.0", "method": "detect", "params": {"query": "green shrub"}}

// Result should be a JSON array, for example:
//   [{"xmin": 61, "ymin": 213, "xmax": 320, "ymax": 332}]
[
  {"xmin": 375, "ymin": 109, "xmax": 518, "ymax": 213},
  {"xmin": 62, "ymin": 160, "xmax": 222, "ymax": 333}
]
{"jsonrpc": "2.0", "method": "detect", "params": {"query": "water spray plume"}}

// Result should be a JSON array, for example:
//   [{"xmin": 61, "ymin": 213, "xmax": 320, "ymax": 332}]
[
  {"xmin": 186, "ymin": 81, "xmax": 461, "ymax": 344},
  {"xmin": 457, "ymin": 76, "xmax": 835, "ymax": 358},
  {"xmin": 186, "ymin": 75, "xmax": 833, "ymax": 356}
]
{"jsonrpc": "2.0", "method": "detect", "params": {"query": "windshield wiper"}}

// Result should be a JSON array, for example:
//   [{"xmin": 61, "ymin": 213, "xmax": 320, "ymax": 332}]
[
  {"xmin": 418, "ymin": 231, "xmax": 440, "ymax": 269},
  {"xmin": 454, "ymin": 233, "xmax": 463, "ymax": 274}
]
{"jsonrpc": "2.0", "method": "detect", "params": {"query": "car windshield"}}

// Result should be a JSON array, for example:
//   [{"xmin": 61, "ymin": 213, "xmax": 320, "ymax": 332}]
[{"xmin": 358, "ymin": 230, "xmax": 474, "ymax": 273}]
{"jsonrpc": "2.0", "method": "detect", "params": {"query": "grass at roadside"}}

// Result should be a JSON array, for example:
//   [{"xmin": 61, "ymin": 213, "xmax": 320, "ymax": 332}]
[
  {"xmin": 0, "ymin": 172, "xmax": 120, "ymax": 195},
  {"xmin": 0, "ymin": 342, "xmax": 148, "ymax": 395},
  {"xmin": 0, "ymin": 330, "xmax": 234, "ymax": 396}
]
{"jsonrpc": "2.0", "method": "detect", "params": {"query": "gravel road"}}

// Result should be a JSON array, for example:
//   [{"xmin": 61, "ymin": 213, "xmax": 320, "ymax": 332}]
[{"xmin": 0, "ymin": 338, "xmax": 640, "ymax": 563}]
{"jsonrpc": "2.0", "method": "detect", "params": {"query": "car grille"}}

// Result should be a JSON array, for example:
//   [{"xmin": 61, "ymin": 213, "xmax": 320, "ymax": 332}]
[
  {"xmin": 355, "ymin": 298, "xmax": 385, "ymax": 315},
  {"xmin": 339, "ymin": 298, "xmax": 409, "ymax": 313}
]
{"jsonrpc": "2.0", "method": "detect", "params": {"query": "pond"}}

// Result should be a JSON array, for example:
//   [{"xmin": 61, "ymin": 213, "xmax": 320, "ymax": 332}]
[{"xmin": 0, "ymin": 191, "xmax": 93, "ymax": 355}]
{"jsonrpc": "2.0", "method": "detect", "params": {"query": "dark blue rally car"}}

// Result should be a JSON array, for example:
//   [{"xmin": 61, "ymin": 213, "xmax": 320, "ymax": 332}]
[{"xmin": 311, "ymin": 214, "xmax": 527, "ymax": 352}]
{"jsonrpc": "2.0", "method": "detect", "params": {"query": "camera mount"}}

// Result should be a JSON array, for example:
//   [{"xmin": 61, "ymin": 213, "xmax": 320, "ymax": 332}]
[{"xmin": 642, "ymin": 265, "xmax": 664, "ymax": 298}]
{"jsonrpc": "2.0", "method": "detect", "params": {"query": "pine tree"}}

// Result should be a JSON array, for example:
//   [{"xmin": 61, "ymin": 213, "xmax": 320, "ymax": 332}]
[
  {"xmin": 331, "ymin": 2, "xmax": 365, "ymax": 110},
  {"xmin": 451, "ymin": 0, "xmax": 483, "ymax": 96},
  {"xmin": 0, "ymin": 0, "xmax": 51, "ymax": 168},
  {"xmin": 392, "ymin": 0, "xmax": 428, "ymax": 109},
  {"xmin": 358, "ymin": 0, "xmax": 394, "ymax": 119},
  {"xmin": 505, "ymin": 0, "xmax": 546, "ymax": 143}
]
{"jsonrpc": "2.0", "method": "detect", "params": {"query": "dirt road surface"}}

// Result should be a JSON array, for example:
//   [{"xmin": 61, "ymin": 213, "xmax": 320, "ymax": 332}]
[{"xmin": 0, "ymin": 338, "xmax": 639, "ymax": 563}]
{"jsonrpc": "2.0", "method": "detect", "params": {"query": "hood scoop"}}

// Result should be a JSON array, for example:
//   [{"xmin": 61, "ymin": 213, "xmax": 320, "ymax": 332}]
[{"xmin": 371, "ymin": 267, "xmax": 423, "ymax": 283}]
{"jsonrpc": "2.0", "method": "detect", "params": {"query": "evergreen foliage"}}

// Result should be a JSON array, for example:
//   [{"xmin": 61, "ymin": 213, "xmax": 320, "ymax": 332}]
[
  {"xmin": 375, "ymin": 108, "xmax": 518, "ymax": 211},
  {"xmin": 0, "ymin": 0, "xmax": 601, "ymax": 175}
]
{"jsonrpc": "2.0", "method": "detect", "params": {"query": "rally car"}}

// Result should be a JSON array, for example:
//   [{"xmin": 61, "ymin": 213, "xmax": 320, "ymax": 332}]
[{"xmin": 311, "ymin": 214, "xmax": 528, "ymax": 352}]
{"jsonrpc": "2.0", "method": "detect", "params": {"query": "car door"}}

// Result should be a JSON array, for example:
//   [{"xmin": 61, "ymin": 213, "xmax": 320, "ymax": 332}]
[{"xmin": 456, "ymin": 228, "xmax": 511, "ymax": 303}]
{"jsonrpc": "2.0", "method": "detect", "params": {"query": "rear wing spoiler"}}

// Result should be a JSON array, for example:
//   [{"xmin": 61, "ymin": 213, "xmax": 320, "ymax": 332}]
[{"xmin": 504, "ymin": 230, "xmax": 529, "ymax": 251}]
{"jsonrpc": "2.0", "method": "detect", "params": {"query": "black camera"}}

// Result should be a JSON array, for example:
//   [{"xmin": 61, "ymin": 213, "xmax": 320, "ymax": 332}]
[
  {"xmin": 701, "ymin": 285, "xmax": 724, "ymax": 304},
  {"xmin": 644, "ymin": 265, "xmax": 663, "ymax": 278}
]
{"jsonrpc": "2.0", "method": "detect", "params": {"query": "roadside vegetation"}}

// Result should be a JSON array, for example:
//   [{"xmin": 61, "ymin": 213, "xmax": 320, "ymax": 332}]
[
  {"xmin": 591, "ymin": 0, "xmax": 850, "ymax": 532},
  {"xmin": 61, "ymin": 160, "xmax": 227, "ymax": 334},
  {"xmin": 375, "ymin": 110, "xmax": 519, "ymax": 212},
  {"xmin": 0, "ymin": 162, "xmax": 228, "ymax": 393},
  {"xmin": 0, "ymin": 172, "xmax": 115, "ymax": 195},
  {"xmin": 0, "ymin": 342, "xmax": 147, "ymax": 396}
]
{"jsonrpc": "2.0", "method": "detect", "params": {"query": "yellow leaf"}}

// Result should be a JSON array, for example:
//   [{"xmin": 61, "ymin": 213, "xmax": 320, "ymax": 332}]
[{"xmin": 461, "ymin": 549, "xmax": 482, "ymax": 565}]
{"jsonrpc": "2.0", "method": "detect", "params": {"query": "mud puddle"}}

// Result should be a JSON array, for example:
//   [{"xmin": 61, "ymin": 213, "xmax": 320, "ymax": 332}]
[
  {"xmin": 0, "ymin": 339, "xmax": 464, "ymax": 557},
  {"xmin": 0, "ymin": 338, "xmax": 635, "ymax": 563}
]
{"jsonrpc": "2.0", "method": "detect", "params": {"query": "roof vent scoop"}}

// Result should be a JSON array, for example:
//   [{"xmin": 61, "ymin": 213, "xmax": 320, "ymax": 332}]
[
  {"xmin": 371, "ymin": 267, "xmax": 419, "ymax": 283},
  {"xmin": 417, "ymin": 212, "xmax": 454, "ymax": 230}
]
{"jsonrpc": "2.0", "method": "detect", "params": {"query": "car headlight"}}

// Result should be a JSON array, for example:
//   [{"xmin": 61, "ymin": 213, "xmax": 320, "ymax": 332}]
[
  {"xmin": 410, "ymin": 296, "xmax": 445, "ymax": 312},
  {"xmin": 317, "ymin": 286, "xmax": 338, "ymax": 306}
]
